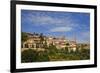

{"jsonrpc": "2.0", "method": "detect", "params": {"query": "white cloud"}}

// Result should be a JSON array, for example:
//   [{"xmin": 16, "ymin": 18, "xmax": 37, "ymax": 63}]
[
  {"xmin": 77, "ymin": 31, "xmax": 90, "ymax": 43},
  {"xmin": 22, "ymin": 11, "xmax": 80, "ymax": 32},
  {"xmin": 50, "ymin": 27, "xmax": 72, "ymax": 32},
  {"xmin": 82, "ymin": 31, "xmax": 90, "ymax": 39},
  {"xmin": 23, "ymin": 12, "xmax": 76, "ymax": 26},
  {"xmin": 30, "ymin": 15, "xmax": 69, "ymax": 26}
]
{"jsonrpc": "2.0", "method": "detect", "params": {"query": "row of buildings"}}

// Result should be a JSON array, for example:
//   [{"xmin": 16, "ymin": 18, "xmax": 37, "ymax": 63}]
[{"xmin": 21, "ymin": 32, "xmax": 88, "ymax": 52}]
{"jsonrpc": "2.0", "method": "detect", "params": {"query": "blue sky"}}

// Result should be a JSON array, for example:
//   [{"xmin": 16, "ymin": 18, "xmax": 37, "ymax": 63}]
[{"xmin": 21, "ymin": 10, "xmax": 90, "ymax": 43}]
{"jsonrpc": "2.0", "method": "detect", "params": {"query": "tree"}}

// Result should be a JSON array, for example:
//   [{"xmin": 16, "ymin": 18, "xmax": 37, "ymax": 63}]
[
  {"xmin": 21, "ymin": 49, "xmax": 38, "ymax": 63},
  {"xmin": 40, "ymin": 33, "xmax": 44, "ymax": 41},
  {"xmin": 21, "ymin": 32, "xmax": 28, "ymax": 42},
  {"xmin": 36, "ymin": 51, "xmax": 49, "ymax": 62},
  {"xmin": 47, "ymin": 44, "xmax": 58, "ymax": 55},
  {"xmin": 43, "ymin": 40, "xmax": 48, "ymax": 49},
  {"xmin": 39, "ymin": 33, "xmax": 44, "ymax": 48},
  {"xmin": 65, "ymin": 43, "xmax": 70, "ymax": 53},
  {"xmin": 66, "ymin": 43, "xmax": 70, "ymax": 46}
]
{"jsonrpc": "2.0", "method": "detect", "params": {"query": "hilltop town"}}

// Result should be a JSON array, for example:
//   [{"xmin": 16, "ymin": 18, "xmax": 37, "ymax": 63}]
[
  {"xmin": 21, "ymin": 32, "xmax": 90, "ymax": 52},
  {"xmin": 21, "ymin": 32, "xmax": 90, "ymax": 62}
]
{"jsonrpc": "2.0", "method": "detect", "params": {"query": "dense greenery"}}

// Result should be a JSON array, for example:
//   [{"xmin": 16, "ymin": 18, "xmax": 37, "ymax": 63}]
[
  {"xmin": 21, "ymin": 32, "xmax": 28, "ymax": 42},
  {"xmin": 21, "ymin": 44, "xmax": 90, "ymax": 63},
  {"xmin": 21, "ymin": 49, "xmax": 38, "ymax": 62}
]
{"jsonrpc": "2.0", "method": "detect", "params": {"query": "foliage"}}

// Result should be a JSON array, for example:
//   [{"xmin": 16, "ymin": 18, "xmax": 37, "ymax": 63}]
[
  {"xmin": 21, "ymin": 32, "xmax": 28, "ymax": 42},
  {"xmin": 36, "ymin": 51, "xmax": 49, "ymax": 62},
  {"xmin": 39, "ymin": 33, "xmax": 44, "ymax": 43},
  {"xmin": 21, "ymin": 45, "xmax": 90, "ymax": 63},
  {"xmin": 21, "ymin": 49, "xmax": 50, "ymax": 63},
  {"xmin": 21, "ymin": 49, "xmax": 38, "ymax": 63},
  {"xmin": 47, "ymin": 44, "xmax": 58, "ymax": 55}
]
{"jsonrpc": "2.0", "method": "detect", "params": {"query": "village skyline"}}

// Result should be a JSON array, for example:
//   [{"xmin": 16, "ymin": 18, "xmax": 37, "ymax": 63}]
[{"xmin": 21, "ymin": 10, "xmax": 90, "ymax": 44}]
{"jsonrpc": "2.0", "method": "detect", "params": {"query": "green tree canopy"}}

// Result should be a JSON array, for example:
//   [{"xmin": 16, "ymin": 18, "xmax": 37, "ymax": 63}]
[{"xmin": 21, "ymin": 32, "xmax": 28, "ymax": 42}]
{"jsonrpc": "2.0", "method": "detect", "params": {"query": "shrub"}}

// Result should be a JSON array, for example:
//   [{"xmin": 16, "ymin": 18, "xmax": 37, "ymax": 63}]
[{"xmin": 21, "ymin": 49, "xmax": 38, "ymax": 63}]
